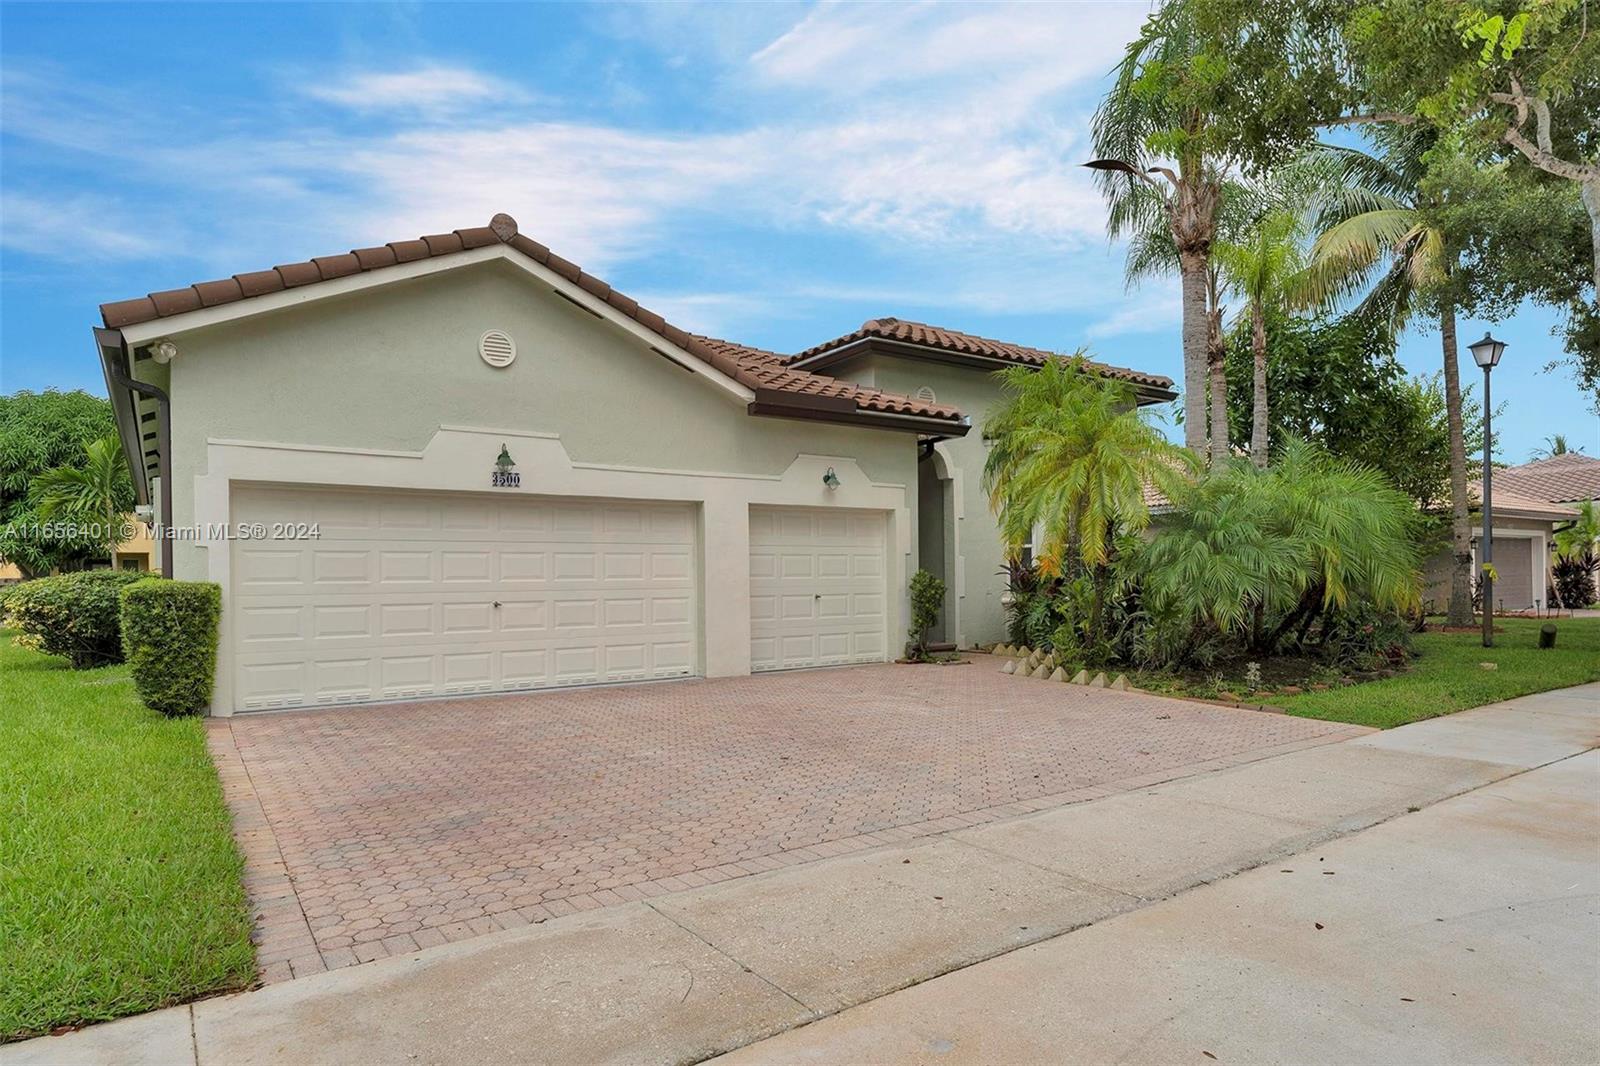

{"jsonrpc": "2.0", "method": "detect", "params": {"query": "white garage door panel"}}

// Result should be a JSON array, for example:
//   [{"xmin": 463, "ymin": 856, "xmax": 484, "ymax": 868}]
[
  {"xmin": 231, "ymin": 487, "xmax": 698, "ymax": 710},
  {"xmin": 749, "ymin": 506, "xmax": 888, "ymax": 671}
]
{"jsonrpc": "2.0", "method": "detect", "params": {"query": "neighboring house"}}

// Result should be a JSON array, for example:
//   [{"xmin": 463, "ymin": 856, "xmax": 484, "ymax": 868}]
[
  {"xmin": 1422, "ymin": 452, "xmax": 1600, "ymax": 613},
  {"xmin": 96, "ymin": 213, "xmax": 1173, "ymax": 714},
  {"xmin": 0, "ymin": 524, "xmax": 155, "ymax": 584}
]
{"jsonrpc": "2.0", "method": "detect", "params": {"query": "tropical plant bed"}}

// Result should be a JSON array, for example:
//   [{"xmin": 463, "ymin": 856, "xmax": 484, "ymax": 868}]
[
  {"xmin": 0, "ymin": 633, "xmax": 255, "ymax": 1042},
  {"xmin": 1105, "ymin": 617, "xmax": 1597, "ymax": 730},
  {"xmin": 1125, "ymin": 652, "xmax": 1401, "ymax": 704},
  {"xmin": 1272, "ymin": 616, "xmax": 1600, "ymax": 730}
]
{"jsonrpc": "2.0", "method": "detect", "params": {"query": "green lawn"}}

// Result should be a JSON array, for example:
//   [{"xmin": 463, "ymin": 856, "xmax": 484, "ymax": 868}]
[
  {"xmin": 0, "ymin": 635, "xmax": 254, "ymax": 1041},
  {"xmin": 1279, "ymin": 616, "xmax": 1600, "ymax": 730}
]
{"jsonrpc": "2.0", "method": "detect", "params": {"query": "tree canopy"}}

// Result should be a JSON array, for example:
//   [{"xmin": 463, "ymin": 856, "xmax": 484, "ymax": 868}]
[{"xmin": 0, "ymin": 390, "xmax": 134, "ymax": 577}]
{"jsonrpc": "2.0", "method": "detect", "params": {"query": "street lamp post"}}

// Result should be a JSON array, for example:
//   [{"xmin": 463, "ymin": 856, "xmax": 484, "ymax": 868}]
[{"xmin": 1468, "ymin": 332, "xmax": 1507, "ymax": 648}]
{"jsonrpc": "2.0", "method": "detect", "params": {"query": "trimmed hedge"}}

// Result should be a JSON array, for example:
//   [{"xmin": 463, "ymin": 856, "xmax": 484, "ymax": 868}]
[
  {"xmin": 2, "ymin": 571, "xmax": 143, "ymax": 668},
  {"xmin": 119, "ymin": 579, "xmax": 222, "ymax": 717}
]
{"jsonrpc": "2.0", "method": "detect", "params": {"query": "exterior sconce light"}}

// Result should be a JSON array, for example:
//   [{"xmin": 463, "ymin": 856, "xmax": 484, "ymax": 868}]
[{"xmin": 822, "ymin": 467, "xmax": 840, "ymax": 490}]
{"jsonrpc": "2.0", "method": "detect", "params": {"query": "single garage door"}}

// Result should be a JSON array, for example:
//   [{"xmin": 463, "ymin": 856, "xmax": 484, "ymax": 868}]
[
  {"xmin": 749, "ymin": 505, "xmax": 888, "ymax": 671},
  {"xmin": 231, "ymin": 485, "xmax": 698, "ymax": 711}
]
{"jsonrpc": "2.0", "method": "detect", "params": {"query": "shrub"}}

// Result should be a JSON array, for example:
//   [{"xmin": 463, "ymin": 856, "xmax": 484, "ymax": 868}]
[
  {"xmin": 1, "ymin": 570, "xmax": 142, "ymax": 668},
  {"xmin": 907, "ymin": 568, "xmax": 946, "ymax": 660},
  {"xmin": 1131, "ymin": 438, "xmax": 1422, "ymax": 661},
  {"xmin": 119, "ymin": 579, "xmax": 222, "ymax": 716},
  {"xmin": 1551, "ymin": 554, "xmax": 1598, "ymax": 609}
]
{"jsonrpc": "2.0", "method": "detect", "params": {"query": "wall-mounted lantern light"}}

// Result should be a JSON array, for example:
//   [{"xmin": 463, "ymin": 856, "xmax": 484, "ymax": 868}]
[{"xmin": 822, "ymin": 467, "xmax": 840, "ymax": 490}]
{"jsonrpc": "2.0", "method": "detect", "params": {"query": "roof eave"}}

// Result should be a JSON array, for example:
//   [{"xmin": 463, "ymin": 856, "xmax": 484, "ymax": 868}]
[
  {"xmin": 787, "ymin": 335, "xmax": 1176, "ymax": 405},
  {"xmin": 746, "ymin": 389, "xmax": 970, "ymax": 437},
  {"xmin": 95, "ymin": 328, "xmax": 152, "ymax": 507}
]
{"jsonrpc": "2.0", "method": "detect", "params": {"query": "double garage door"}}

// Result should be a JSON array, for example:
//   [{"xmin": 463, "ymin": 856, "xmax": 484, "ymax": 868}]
[{"xmin": 230, "ymin": 489, "xmax": 889, "ymax": 711}]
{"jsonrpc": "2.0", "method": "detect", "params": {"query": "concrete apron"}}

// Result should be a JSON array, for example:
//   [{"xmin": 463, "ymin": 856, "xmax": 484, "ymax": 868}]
[{"xmin": 6, "ymin": 684, "xmax": 1596, "ymax": 1066}]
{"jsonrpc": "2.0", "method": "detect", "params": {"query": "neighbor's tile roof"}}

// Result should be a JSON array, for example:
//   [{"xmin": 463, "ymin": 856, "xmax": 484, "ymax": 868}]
[
  {"xmin": 790, "ymin": 317, "xmax": 1176, "ymax": 392},
  {"xmin": 1466, "ymin": 481, "xmax": 1578, "ymax": 521},
  {"xmin": 1488, "ymin": 453, "xmax": 1600, "ymax": 505},
  {"xmin": 98, "ymin": 214, "xmax": 964, "ymax": 427}
]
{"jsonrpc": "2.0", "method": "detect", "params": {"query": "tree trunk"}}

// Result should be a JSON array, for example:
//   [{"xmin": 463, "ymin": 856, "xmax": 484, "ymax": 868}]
[
  {"xmin": 1206, "ymin": 303, "xmax": 1229, "ymax": 465},
  {"xmin": 1250, "ymin": 300, "xmax": 1268, "ymax": 469},
  {"xmin": 1177, "ymin": 252, "xmax": 1210, "ymax": 454},
  {"xmin": 1583, "ymin": 176, "xmax": 1600, "ymax": 297},
  {"xmin": 1441, "ymin": 303, "xmax": 1474, "ymax": 627}
]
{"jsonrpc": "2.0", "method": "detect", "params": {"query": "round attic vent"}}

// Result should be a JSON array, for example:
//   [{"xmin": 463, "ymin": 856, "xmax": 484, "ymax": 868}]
[
  {"xmin": 479, "ymin": 329, "xmax": 517, "ymax": 368},
  {"xmin": 913, "ymin": 386, "xmax": 937, "ymax": 404}
]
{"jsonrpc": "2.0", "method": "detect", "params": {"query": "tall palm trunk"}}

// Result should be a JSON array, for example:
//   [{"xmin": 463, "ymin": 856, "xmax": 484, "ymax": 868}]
[
  {"xmin": 1441, "ymin": 303, "xmax": 1473, "ymax": 626},
  {"xmin": 1206, "ymin": 299, "xmax": 1229, "ymax": 465},
  {"xmin": 1249, "ymin": 300, "xmax": 1268, "ymax": 469},
  {"xmin": 1178, "ymin": 251, "xmax": 1210, "ymax": 453}
]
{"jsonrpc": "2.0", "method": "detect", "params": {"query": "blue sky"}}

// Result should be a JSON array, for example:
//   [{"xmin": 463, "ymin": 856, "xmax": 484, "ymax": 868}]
[{"xmin": 2, "ymin": 1, "xmax": 1594, "ymax": 460}]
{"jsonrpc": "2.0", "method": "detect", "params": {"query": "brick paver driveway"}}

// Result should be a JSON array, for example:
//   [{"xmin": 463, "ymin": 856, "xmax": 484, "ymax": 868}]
[{"xmin": 209, "ymin": 661, "xmax": 1368, "ymax": 981}]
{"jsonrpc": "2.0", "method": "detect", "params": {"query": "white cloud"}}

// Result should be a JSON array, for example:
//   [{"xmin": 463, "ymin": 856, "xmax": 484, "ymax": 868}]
[
  {"xmin": 0, "ymin": 192, "xmax": 168, "ymax": 260},
  {"xmin": 1085, "ymin": 283, "xmax": 1182, "ymax": 339},
  {"xmin": 302, "ymin": 65, "xmax": 522, "ymax": 112},
  {"xmin": 2, "ymin": 8, "xmax": 1149, "ymax": 300}
]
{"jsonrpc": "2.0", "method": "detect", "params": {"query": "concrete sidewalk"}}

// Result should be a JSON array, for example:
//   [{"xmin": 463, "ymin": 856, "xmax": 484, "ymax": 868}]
[
  {"xmin": 719, "ymin": 749, "xmax": 1600, "ymax": 1065},
  {"xmin": 6, "ymin": 684, "xmax": 1595, "ymax": 1066}
]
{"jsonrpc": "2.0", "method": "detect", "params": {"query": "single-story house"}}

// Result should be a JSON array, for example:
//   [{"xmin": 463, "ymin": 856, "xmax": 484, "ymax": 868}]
[
  {"xmin": 96, "ymin": 213, "xmax": 1173, "ymax": 714},
  {"xmin": 0, "ymin": 524, "xmax": 156, "ymax": 584},
  {"xmin": 1422, "ymin": 452, "xmax": 1600, "ymax": 613}
]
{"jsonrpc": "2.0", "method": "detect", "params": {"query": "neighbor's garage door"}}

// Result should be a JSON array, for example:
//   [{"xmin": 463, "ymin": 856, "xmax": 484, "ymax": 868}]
[
  {"xmin": 231, "ymin": 485, "xmax": 698, "ymax": 711},
  {"xmin": 749, "ymin": 505, "xmax": 887, "ymax": 671},
  {"xmin": 1478, "ymin": 536, "xmax": 1537, "ymax": 611}
]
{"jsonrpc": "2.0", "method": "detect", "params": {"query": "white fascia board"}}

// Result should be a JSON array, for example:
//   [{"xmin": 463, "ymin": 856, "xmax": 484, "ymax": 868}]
[{"xmin": 117, "ymin": 245, "xmax": 754, "ymax": 405}]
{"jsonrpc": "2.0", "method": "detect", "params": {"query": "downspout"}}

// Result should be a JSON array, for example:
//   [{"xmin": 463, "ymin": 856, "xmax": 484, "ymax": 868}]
[{"xmin": 95, "ymin": 327, "xmax": 174, "ymax": 579}]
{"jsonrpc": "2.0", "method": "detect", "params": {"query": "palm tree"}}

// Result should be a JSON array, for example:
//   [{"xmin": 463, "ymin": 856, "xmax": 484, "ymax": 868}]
[
  {"xmin": 1551, "ymin": 499, "xmax": 1600, "ymax": 610},
  {"xmin": 1298, "ymin": 131, "xmax": 1477, "ymax": 628},
  {"xmin": 1138, "ymin": 438, "xmax": 1422, "ymax": 655},
  {"xmin": 35, "ymin": 434, "xmax": 136, "ymax": 562},
  {"xmin": 1118, "ymin": 178, "xmax": 1263, "ymax": 466},
  {"xmin": 982, "ymin": 353, "xmax": 1198, "ymax": 641},
  {"xmin": 1213, "ymin": 209, "xmax": 1306, "ymax": 469},
  {"xmin": 1089, "ymin": 1, "xmax": 1225, "ymax": 461},
  {"xmin": 1531, "ymin": 434, "xmax": 1572, "ymax": 460}
]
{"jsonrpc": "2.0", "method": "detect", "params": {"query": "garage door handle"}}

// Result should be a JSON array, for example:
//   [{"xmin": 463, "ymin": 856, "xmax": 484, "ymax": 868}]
[{"xmin": 493, "ymin": 601, "xmax": 502, "ymax": 608}]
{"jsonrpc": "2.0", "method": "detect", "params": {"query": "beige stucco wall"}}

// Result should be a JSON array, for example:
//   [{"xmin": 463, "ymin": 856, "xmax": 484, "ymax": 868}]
[
  {"xmin": 140, "ymin": 258, "xmax": 923, "ymax": 709},
  {"xmin": 158, "ymin": 260, "xmax": 915, "ymax": 576},
  {"xmin": 841, "ymin": 354, "xmax": 1012, "ymax": 645}
]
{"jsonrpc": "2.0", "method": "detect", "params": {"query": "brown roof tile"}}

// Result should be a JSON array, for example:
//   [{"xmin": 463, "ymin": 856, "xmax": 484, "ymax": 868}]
[
  {"xmin": 455, "ymin": 226, "xmax": 499, "ymax": 250},
  {"xmin": 234, "ymin": 269, "xmax": 286, "ymax": 298},
  {"xmin": 275, "ymin": 261, "xmax": 322, "ymax": 288},
  {"xmin": 100, "ymin": 297, "xmax": 158, "ymax": 328},
  {"xmin": 695, "ymin": 335, "xmax": 964, "ymax": 424},
  {"xmin": 422, "ymin": 233, "xmax": 463, "ymax": 256},
  {"xmin": 313, "ymin": 253, "xmax": 361, "ymax": 280},
  {"xmin": 388, "ymin": 239, "xmax": 431, "ymax": 263},
  {"xmin": 193, "ymin": 279, "xmax": 243, "ymax": 307},
  {"xmin": 790, "ymin": 316, "xmax": 1175, "ymax": 393},
  {"xmin": 352, "ymin": 246, "xmax": 398, "ymax": 271},
  {"xmin": 97, "ymin": 213, "xmax": 965, "ymax": 430},
  {"xmin": 149, "ymin": 287, "xmax": 203, "ymax": 316}
]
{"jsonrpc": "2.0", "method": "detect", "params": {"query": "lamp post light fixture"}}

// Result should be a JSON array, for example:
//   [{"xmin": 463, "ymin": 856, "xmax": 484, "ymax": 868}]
[{"xmin": 1467, "ymin": 332, "xmax": 1507, "ymax": 648}]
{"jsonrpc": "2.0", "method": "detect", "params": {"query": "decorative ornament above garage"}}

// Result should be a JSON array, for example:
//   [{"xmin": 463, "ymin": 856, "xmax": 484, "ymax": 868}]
[{"xmin": 492, "ymin": 444, "xmax": 520, "ymax": 488}]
